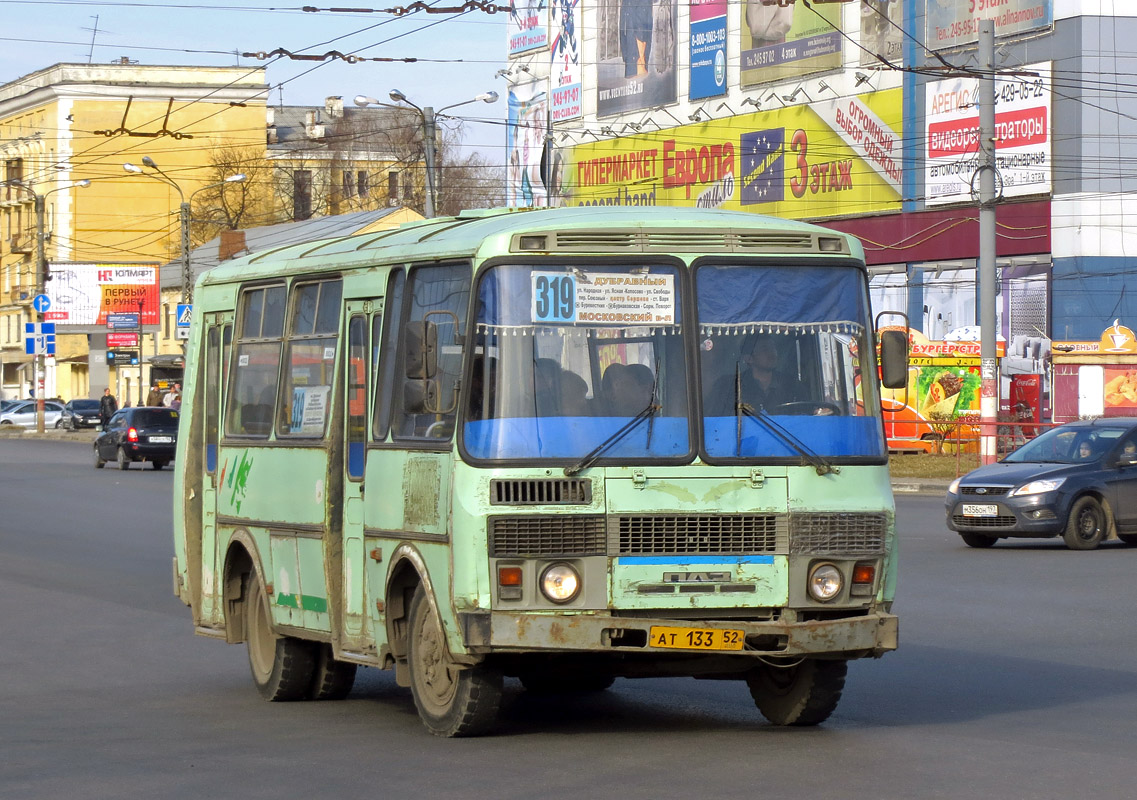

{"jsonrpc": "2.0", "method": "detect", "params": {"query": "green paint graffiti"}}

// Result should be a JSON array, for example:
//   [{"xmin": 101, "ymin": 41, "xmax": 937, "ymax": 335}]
[{"xmin": 228, "ymin": 450, "xmax": 254, "ymax": 513}]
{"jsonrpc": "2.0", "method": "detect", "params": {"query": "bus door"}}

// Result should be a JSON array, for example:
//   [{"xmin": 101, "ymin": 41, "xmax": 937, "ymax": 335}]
[
  {"xmin": 201, "ymin": 315, "xmax": 232, "ymax": 624},
  {"xmin": 341, "ymin": 301, "xmax": 377, "ymax": 643}
]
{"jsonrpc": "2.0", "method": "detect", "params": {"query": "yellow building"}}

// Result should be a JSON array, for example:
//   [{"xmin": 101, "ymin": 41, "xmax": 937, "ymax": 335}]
[{"xmin": 0, "ymin": 62, "xmax": 267, "ymax": 403}]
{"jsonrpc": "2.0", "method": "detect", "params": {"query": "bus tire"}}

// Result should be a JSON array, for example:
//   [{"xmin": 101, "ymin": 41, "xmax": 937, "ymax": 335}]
[
  {"xmin": 407, "ymin": 583, "xmax": 502, "ymax": 737},
  {"xmin": 1063, "ymin": 496, "xmax": 1105, "ymax": 551},
  {"xmin": 308, "ymin": 643, "xmax": 357, "ymax": 700},
  {"xmin": 245, "ymin": 571, "xmax": 316, "ymax": 701},
  {"xmin": 746, "ymin": 658, "xmax": 847, "ymax": 727}
]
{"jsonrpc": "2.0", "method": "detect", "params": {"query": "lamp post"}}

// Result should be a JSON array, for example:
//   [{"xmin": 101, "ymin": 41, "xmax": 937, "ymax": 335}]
[
  {"xmin": 1, "ymin": 178, "xmax": 90, "ymax": 433},
  {"xmin": 353, "ymin": 90, "xmax": 498, "ymax": 218},
  {"xmin": 123, "ymin": 159, "xmax": 245, "ymax": 304}
]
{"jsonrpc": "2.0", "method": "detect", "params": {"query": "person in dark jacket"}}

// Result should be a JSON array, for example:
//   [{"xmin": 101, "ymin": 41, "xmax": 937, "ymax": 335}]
[
  {"xmin": 99, "ymin": 388, "xmax": 118, "ymax": 428},
  {"xmin": 146, "ymin": 382, "xmax": 163, "ymax": 407}
]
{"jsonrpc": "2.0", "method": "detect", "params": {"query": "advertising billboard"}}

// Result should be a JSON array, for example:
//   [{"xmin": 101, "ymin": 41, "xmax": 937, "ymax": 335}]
[
  {"xmin": 926, "ymin": 63, "xmax": 1051, "ymax": 206},
  {"xmin": 690, "ymin": 0, "xmax": 728, "ymax": 101},
  {"xmin": 596, "ymin": 0, "xmax": 678, "ymax": 116},
  {"xmin": 507, "ymin": 81, "xmax": 551, "ymax": 207},
  {"xmin": 740, "ymin": 0, "xmax": 841, "ymax": 88},
  {"xmin": 563, "ymin": 88, "xmax": 902, "ymax": 220},
  {"xmin": 508, "ymin": 0, "xmax": 548, "ymax": 56},
  {"xmin": 549, "ymin": 0, "xmax": 582, "ymax": 121},
  {"xmin": 860, "ymin": 0, "xmax": 902, "ymax": 68},
  {"xmin": 44, "ymin": 262, "xmax": 160, "ymax": 327},
  {"xmin": 926, "ymin": 0, "xmax": 1052, "ymax": 51}
]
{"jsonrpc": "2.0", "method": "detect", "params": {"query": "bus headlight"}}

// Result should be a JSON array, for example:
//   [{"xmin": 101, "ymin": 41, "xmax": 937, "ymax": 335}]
[
  {"xmin": 808, "ymin": 563, "xmax": 843, "ymax": 602},
  {"xmin": 539, "ymin": 563, "xmax": 580, "ymax": 604}
]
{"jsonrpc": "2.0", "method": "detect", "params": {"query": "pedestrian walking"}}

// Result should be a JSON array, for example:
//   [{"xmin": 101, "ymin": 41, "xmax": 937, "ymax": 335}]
[
  {"xmin": 146, "ymin": 381, "xmax": 163, "ymax": 407},
  {"xmin": 99, "ymin": 388, "xmax": 118, "ymax": 428}
]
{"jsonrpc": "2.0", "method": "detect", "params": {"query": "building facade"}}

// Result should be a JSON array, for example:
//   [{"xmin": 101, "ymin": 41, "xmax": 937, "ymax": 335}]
[{"xmin": 505, "ymin": 0, "xmax": 1137, "ymax": 423}]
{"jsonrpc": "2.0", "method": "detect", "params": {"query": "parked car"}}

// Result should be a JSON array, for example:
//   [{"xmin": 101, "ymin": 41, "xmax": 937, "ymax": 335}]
[
  {"xmin": 94, "ymin": 407, "xmax": 179, "ymax": 470},
  {"xmin": 0, "ymin": 400, "xmax": 65, "ymax": 428},
  {"xmin": 945, "ymin": 418, "xmax": 1137, "ymax": 550},
  {"xmin": 59, "ymin": 398, "xmax": 103, "ymax": 430}
]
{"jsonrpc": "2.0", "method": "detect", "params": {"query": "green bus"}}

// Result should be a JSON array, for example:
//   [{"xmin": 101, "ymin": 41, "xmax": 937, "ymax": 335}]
[{"xmin": 172, "ymin": 206, "xmax": 908, "ymax": 737}]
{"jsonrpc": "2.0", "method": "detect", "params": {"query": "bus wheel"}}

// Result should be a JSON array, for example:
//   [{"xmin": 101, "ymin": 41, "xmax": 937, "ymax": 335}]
[
  {"xmin": 245, "ymin": 571, "xmax": 316, "ymax": 701},
  {"xmin": 407, "ymin": 584, "xmax": 502, "ymax": 737},
  {"xmin": 746, "ymin": 658, "xmax": 847, "ymax": 726},
  {"xmin": 308, "ymin": 643, "xmax": 357, "ymax": 700}
]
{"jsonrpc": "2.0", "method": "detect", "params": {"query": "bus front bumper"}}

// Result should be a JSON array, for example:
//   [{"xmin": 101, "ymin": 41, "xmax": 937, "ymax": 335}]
[{"xmin": 460, "ymin": 610, "xmax": 898, "ymax": 659}]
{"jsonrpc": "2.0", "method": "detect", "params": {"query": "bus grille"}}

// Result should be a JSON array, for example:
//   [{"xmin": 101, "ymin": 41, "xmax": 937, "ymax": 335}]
[
  {"xmin": 489, "ymin": 478, "xmax": 592, "ymax": 505},
  {"xmin": 611, "ymin": 515, "xmax": 782, "ymax": 555},
  {"xmin": 789, "ymin": 513, "xmax": 888, "ymax": 555},
  {"xmin": 489, "ymin": 515, "xmax": 607, "ymax": 556}
]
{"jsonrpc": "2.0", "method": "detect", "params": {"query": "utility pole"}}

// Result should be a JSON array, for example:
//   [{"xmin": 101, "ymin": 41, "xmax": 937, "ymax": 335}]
[
  {"xmin": 422, "ymin": 105, "xmax": 436, "ymax": 218},
  {"xmin": 978, "ymin": 20, "xmax": 999, "ymax": 465},
  {"xmin": 180, "ymin": 201, "xmax": 192, "ymax": 303},
  {"xmin": 33, "ymin": 193, "xmax": 46, "ymax": 434}
]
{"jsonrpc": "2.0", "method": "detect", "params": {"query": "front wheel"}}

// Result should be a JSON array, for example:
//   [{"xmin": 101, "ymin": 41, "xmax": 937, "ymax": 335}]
[
  {"xmin": 93, "ymin": 445, "xmax": 105, "ymax": 469},
  {"xmin": 960, "ymin": 533, "xmax": 997, "ymax": 548},
  {"xmin": 746, "ymin": 658, "xmax": 847, "ymax": 726},
  {"xmin": 245, "ymin": 571, "xmax": 316, "ymax": 701},
  {"xmin": 407, "ymin": 584, "xmax": 502, "ymax": 737},
  {"xmin": 1063, "ymin": 496, "xmax": 1105, "ymax": 550}
]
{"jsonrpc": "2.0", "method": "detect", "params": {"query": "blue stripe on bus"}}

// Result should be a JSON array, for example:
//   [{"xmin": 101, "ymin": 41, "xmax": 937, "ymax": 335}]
[{"xmin": 617, "ymin": 556, "xmax": 775, "ymax": 566}]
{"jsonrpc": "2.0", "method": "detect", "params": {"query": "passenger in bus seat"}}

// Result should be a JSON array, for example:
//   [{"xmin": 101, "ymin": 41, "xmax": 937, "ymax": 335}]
[{"xmin": 559, "ymin": 371, "xmax": 591, "ymax": 416}]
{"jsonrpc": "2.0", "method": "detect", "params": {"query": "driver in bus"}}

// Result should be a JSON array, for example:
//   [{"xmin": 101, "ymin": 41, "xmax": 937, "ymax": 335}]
[{"xmin": 713, "ymin": 333, "xmax": 803, "ymax": 414}]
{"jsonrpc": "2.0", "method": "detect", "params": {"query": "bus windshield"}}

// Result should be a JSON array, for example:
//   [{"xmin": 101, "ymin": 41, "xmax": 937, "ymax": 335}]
[
  {"xmin": 463, "ymin": 263, "xmax": 690, "ymax": 462},
  {"xmin": 697, "ymin": 263, "xmax": 885, "ymax": 460}
]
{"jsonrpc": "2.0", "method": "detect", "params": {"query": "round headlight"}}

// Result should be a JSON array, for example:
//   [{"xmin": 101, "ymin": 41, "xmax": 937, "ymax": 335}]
[
  {"xmin": 539, "ymin": 563, "xmax": 580, "ymax": 604},
  {"xmin": 808, "ymin": 563, "xmax": 843, "ymax": 602}
]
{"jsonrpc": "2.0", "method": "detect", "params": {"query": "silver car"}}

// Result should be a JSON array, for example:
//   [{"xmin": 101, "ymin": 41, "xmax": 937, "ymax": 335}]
[{"xmin": 0, "ymin": 400, "xmax": 65, "ymax": 428}]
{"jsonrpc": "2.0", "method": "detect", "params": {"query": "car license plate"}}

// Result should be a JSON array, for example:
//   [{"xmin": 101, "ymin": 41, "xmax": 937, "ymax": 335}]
[
  {"xmin": 149, "ymin": 435, "xmax": 173, "ymax": 443},
  {"xmin": 962, "ymin": 503, "xmax": 998, "ymax": 517},
  {"xmin": 648, "ymin": 626, "xmax": 745, "ymax": 651}
]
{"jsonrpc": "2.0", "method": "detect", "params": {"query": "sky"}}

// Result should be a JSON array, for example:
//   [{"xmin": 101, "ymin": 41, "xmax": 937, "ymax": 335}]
[{"xmin": 0, "ymin": 0, "xmax": 509, "ymax": 159}]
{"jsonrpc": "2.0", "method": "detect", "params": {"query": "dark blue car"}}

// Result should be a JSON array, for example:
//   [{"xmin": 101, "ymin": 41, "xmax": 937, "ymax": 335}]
[{"xmin": 945, "ymin": 418, "xmax": 1137, "ymax": 550}]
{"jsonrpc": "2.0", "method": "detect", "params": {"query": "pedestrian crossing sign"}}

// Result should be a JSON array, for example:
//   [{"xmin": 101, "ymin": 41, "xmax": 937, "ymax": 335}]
[{"xmin": 177, "ymin": 304, "xmax": 192, "ymax": 328}]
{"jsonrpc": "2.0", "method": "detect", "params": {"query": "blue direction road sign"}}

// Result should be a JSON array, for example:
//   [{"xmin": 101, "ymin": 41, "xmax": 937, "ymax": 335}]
[
  {"xmin": 24, "ymin": 322, "xmax": 56, "ymax": 356},
  {"xmin": 32, "ymin": 294, "xmax": 51, "ymax": 313},
  {"xmin": 176, "ymin": 304, "xmax": 192, "ymax": 328},
  {"xmin": 106, "ymin": 312, "xmax": 140, "ymax": 330}
]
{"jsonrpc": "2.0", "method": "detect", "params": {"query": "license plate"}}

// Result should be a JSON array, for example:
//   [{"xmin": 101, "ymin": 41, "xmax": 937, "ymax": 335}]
[
  {"xmin": 649, "ymin": 626, "xmax": 745, "ymax": 651},
  {"xmin": 962, "ymin": 503, "xmax": 998, "ymax": 517},
  {"xmin": 149, "ymin": 435, "xmax": 173, "ymax": 443}
]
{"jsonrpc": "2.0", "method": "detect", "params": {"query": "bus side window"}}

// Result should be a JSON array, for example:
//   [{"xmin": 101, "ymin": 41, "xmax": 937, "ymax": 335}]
[
  {"xmin": 227, "ymin": 285, "xmax": 286, "ymax": 437},
  {"xmin": 373, "ymin": 269, "xmax": 405, "ymax": 440},
  {"xmin": 277, "ymin": 278, "xmax": 343, "ymax": 438},
  {"xmin": 205, "ymin": 326, "xmax": 220, "ymax": 472},
  {"xmin": 392, "ymin": 263, "xmax": 470, "ymax": 440}
]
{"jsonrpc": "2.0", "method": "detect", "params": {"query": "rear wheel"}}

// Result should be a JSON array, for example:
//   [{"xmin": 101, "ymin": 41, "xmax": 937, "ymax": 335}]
[
  {"xmin": 151, "ymin": 460, "xmax": 167, "ymax": 470},
  {"xmin": 245, "ymin": 571, "xmax": 316, "ymax": 701},
  {"xmin": 746, "ymin": 658, "xmax": 847, "ymax": 726},
  {"xmin": 93, "ymin": 445, "xmax": 105, "ymax": 469},
  {"xmin": 407, "ymin": 583, "xmax": 502, "ymax": 737},
  {"xmin": 308, "ymin": 643, "xmax": 357, "ymax": 700},
  {"xmin": 116, "ymin": 447, "xmax": 131, "ymax": 470},
  {"xmin": 960, "ymin": 533, "xmax": 997, "ymax": 548},
  {"xmin": 1063, "ymin": 496, "xmax": 1105, "ymax": 550}
]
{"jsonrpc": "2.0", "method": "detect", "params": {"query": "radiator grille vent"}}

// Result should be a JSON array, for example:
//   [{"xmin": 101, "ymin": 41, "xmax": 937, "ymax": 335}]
[
  {"xmin": 489, "ymin": 515, "xmax": 606, "ymax": 556},
  {"xmin": 535, "ymin": 230, "xmax": 824, "ymax": 254},
  {"xmin": 789, "ymin": 512, "xmax": 888, "ymax": 556},
  {"xmin": 490, "ymin": 478, "xmax": 593, "ymax": 505},
  {"xmin": 960, "ymin": 486, "xmax": 1010, "ymax": 496},
  {"xmin": 612, "ymin": 515, "xmax": 782, "ymax": 555}
]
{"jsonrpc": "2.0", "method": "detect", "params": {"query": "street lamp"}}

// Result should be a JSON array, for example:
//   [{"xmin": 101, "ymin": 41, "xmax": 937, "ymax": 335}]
[
  {"xmin": 0, "ymin": 177, "xmax": 90, "ymax": 432},
  {"xmin": 354, "ymin": 90, "xmax": 498, "ymax": 218},
  {"xmin": 122, "ymin": 159, "xmax": 245, "ymax": 304}
]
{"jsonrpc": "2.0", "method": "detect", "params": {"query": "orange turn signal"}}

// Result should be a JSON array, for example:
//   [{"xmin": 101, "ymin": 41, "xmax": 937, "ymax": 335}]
[
  {"xmin": 498, "ymin": 566, "xmax": 523, "ymax": 586},
  {"xmin": 852, "ymin": 563, "xmax": 875, "ymax": 584}
]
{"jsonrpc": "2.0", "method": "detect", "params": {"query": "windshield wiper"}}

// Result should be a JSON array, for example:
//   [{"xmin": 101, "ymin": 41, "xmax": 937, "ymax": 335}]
[
  {"xmin": 731, "ymin": 364, "xmax": 836, "ymax": 475},
  {"xmin": 564, "ymin": 400, "xmax": 660, "ymax": 476}
]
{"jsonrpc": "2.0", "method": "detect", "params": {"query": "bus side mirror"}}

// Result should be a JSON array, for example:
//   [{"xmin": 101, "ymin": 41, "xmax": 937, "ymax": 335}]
[
  {"xmin": 404, "ymin": 378, "xmax": 440, "ymax": 413},
  {"xmin": 879, "ymin": 330, "xmax": 909, "ymax": 389},
  {"xmin": 405, "ymin": 320, "xmax": 437, "ymax": 379}
]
